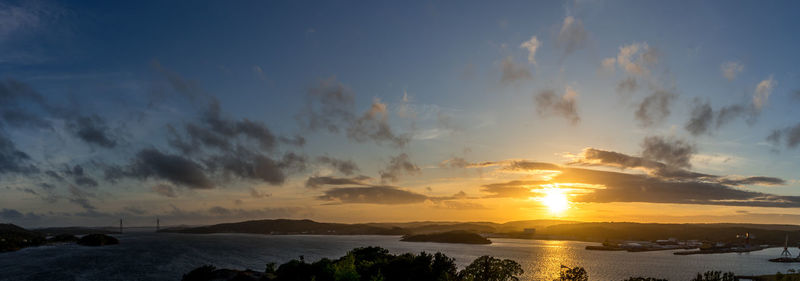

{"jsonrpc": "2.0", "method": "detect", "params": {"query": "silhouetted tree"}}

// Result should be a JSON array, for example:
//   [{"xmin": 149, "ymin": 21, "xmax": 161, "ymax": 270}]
[
  {"xmin": 690, "ymin": 271, "xmax": 737, "ymax": 281},
  {"xmin": 458, "ymin": 255, "xmax": 523, "ymax": 281},
  {"xmin": 555, "ymin": 265, "xmax": 587, "ymax": 281},
  {"xmin": 182, "ymin": 265, "xmax": 216, "ymax": 281},
  {"xmin": 621, "ymin": 278, "xmax": 668, "ymax": 281}
]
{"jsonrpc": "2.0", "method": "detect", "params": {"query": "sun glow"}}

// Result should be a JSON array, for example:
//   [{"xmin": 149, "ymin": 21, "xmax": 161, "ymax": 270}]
[{"xmin": 541, "ymin": 188, "xmax": 570, "ymax": 214}]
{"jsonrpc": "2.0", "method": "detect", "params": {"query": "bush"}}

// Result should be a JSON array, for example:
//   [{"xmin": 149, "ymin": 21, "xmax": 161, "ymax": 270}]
[{"xmin": 690, "ymin": 271, "xmax": 737, "ymax": 281}]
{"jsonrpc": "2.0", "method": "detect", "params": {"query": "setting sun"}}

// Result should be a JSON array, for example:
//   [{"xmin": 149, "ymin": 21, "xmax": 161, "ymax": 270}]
[{"xmin": 541, "ymin": 188, "xmax": 570, "ymax": 214}]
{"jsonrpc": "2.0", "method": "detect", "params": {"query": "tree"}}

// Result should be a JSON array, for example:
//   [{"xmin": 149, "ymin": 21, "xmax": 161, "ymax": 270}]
[
  {"xmin": 458, "ymin": 255, "xmax": 523, "ymax": 281},
  {"xmin": 555, "ymin": 265, "xmax": 587, "ymax": 281},
  {"xmin": 621, "ymin": 278, "xmax": 668, "ymax": 281},
  {"xmin": 690, "ymin": 271, "xmax": 737, "ymax": 281}
]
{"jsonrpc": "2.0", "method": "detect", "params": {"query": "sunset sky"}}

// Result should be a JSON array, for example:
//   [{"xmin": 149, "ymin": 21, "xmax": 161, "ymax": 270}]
[{"xmin": 3, "ymin": 0, "xmax": 800, "ymax": 227}]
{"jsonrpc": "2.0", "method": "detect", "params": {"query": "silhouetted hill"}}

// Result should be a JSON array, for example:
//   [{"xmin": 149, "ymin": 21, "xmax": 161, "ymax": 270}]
[
  {"xmin": 0, "ymin": 223, "xmax": 46, "ymax": 252},
  {"xmin": 161, "ymin": 219, "xmax": 408, "ymax": 235},
  {"xmin": 35, "ymin": 227, "xmax": 118, "ymax": 236},
  {"xmin": 401, "ymin": 231, "xmax": 491, "ymax": 244},
  {"xmin": 538, "ymin": 222, "xmax": 800, "ymax": 245}
]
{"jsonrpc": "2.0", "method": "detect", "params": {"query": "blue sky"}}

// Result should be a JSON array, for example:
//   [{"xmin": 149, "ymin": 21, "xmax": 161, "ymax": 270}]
[{"xmin": 2, "ymin": 0, "xmax": 800, "ymax": 227}]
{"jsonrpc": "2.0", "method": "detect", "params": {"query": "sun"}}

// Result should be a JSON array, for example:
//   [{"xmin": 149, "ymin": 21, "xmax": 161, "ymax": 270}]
[{"xmin": 541, "ymin": 188, "xmax": 570, "ymax": 214}]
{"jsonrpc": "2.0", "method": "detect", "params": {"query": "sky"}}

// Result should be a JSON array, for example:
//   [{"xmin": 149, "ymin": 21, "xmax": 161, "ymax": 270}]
[{"xmin": 2, "ymin": 0, "xmax": 800, "ymax": 228}]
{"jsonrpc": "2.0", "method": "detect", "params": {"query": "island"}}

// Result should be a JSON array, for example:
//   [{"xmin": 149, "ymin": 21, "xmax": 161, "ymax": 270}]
[
  {"xmin": 1, "ymin": 223, "xmax": 119, "ymax": 252},
  {"xmin": 77, "ymin": 234, "xmax": 120, "ymax": 246},
  {"xmin": 400, "ymin": 230, "xmax": 491, "ymax": 244}
]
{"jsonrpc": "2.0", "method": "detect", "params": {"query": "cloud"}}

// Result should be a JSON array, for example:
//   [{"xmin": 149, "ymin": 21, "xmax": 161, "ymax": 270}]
[
  {"xmin": 685, "ymin": 100, "xmax": 713, "ymax": 136},
  {"xmin": 766, "ymin": 122, "xmax": 800, "ymax": 149},
  {"xmin": 557, "ymin": 16, "xmax": 587, "ymax": 56},
  {"xmin": 249, "ymin": 187, "xmax": 271, "ymax": 198},
  {"xmin": 615, "ymin": 42, "xmax": 658, "ymax": 76},
  {"xmin": 67, "ymin": 114, "xmax": 117, "ymax": 148},
  {"xmin": 481, "ymin": 180, "xmax": 545, "ymax": 198},
  {"xmin": 520, "ymin": 36, "xmax": 541, "ymax": 64},
  {"xmin": 151, "ymin": 184, "xmax": 177, "ymax": 198},
  {"xmin": 305, "ymin": 176, "xmax": 370, "ymax": 189},
  {"xmin": 635, "ymin": 89, "xmax": 676, "ymax": 127},
  {"xmin": 347, "ymin": 98, "xmax": 409, "ymax": 147},
  {"xmin": 641, "ymin": 136, "xmax": 695, "ymax": 169},
  {"xmin": 500, "ymin": 57, "xmax": 532, "ymax": 83},
  {"xmin": 62, "ymin": 164, "xmax": 99, "ymax": 188},
  {"xmin": 0, "ymin": 133, "xmax": 38, "ymax": 174},
  {"xmin": 379, "ymin": 153, "xmax": 421, "ymax": 182},
  {"xmin": 601, "ymin": 57, "xmax": 616, "ymax": 74},
  {"xmin": 715, "ymin": 104, "xmax": 747, "ymax": 128},
  {"xmin": 0, "ymin": 79, "xmax": 53, "ymax": 129},
  {"xmin": 318, "ymin": 186, "xmax": 428, "ymax": 204},
  {"xmin": 252, "ymin": 65, "xmax": 268, "ymax": 81},
  {"xmin": 0, "ymin": 2, "xmax": 42, "ymax": 38},
  {"xmin": 439, "ymin": 157, "xmax": 469, "ymax": 168},
  {"xmin": 483, "ymin": 158, "xmax": 794, "ymax": 208},
  {"xmin": 616, "ymin": 77, "xmax": 638, "ymax": 95},
  {"xmin": 721, "ymin": 61, "xmax": 744, "ymax": 80},
  {"xmin": 534, "ymin": 86, "xmax": 580, "ymax": 124},
  {"xmin": 206, "ymin": 151, "xmax": 306, "ymax": 185},
  {"xmin": 68, "ymin": 185, "xmax": 96, "ymax": 212},
  {"xmin": 753, "ymin": 75, "xmax": 776, "ymax": 111},
  {"xmin": 129, "ymin": 148, "xmax": 214, "ymax": 189},
  {"xmin": 298, "ymin": 77, "xmax": 409, "ymax": 146},
  {"xmin": 316, "ymin": 156, "xmax": 359, "ymax": 175}
]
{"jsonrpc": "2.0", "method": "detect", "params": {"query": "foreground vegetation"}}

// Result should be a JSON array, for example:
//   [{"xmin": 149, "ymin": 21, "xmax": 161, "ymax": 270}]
[{"xmin": 182, "ymin": 246, "xmax": 775, "ymax": 281}]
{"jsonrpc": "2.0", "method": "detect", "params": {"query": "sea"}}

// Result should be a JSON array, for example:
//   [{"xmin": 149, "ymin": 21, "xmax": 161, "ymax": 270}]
[{"xmin": 1, "ymin": 230, "xmax": 798, "ymax": 281}]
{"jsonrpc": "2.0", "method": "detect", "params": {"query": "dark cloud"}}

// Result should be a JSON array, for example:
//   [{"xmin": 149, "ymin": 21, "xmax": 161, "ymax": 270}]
[
  {"xmin": 298, "ymin": 77, "xmax": 408, "ymax": 147},
  {"xmin": 205, "ymin": 150, "xmax": 306, "ymax": 186},
  {"xmin": 534, "ymin": 87, "xmax": 580, "ymax": 124},
  {"xmin": 62, "ymin": 165, "xmax": 98, "ymax": 188},
  {"xmin": 641, "ymin": 136, "xmax": 695, "ymax": 169},
  {"xmin": 298, "ymin": 77, "xmax": 356, "ymax": 133},
  {"xmin": 616, "ymin": 77, "xmax": 638, "ymax": 95},
  {"xmin": 0, "ymin": 79, "xmax": 52, "ymax": 129},
  {"xmin": 316, "ymin": 156, "xmax": 359, "ymax": 175},
  {"xmin": 685, "ymin": 100, "xmax": 713, "ymax": 136},
  {"xmin": 346, "ymin": 100, "xmax": 409, "ymax": 147},
  {"xmin": 249, "ymin": 188, "xmax": 271, "ymax": 198},
  {"xmin": 439, "ymin": 157, "xmax": 469, "ymax": 168},
  {"xmin": 279, "ymin": 135, "xmax": 306, "ymax": 147},
  {"xmin": 305, "ymin": 176, "xmax": 370, "ymax": 189},
  {"xmin": 717, "ymin": 176, "xmax": 785, "ymax": 186},
  {"xmin": 205, "ymin": 206, "xmax": 306, "ymax": 218},
  {"xmin": 379, "ymin": 153, "xmax": 421, "ymax": 182},
  {"xmin": 68, "ymin": 185, "xmax": 96, "ymax": 212},
  {"xmin": 318, "ymin": 186, "xmax": 428, "ymax": 204},
  {"xmin": 0, "ymin": 133, "xmax": 37, "ymax": 174},
  {"xmin": 635, "ymin": 90, "xmax": 676, "ymax": 127},
  {"xmin": 130, "ymin": 148, "xmax": 214, "ymax": 189},
  {"xmin": 481, "ymin": 180, "xmax": 545, "ymax": 198},
  {"xmin": 766, "ymin": 123, "xmax": 800, "ymax": 149},
  {"xmin": 151, "ymin": 184, "xmax": 177, "ymax": 198},
  {"xmin": 500, "ymin": 57, "xmax": 532, "ymax": 84},
  {"xmin": 197, "ymin": 99, "xmax": 277, "ymax": 151},
  {"xmin": 0, "ymin": 208, "xmax": 40, "ymax": 221},
  {"xmin": 67, "ymin": 114, "xmax": 117, "ymax": 148},
  {"xmin": 715, "ymin": 104, "xmax": 747, "ymax": 128}
]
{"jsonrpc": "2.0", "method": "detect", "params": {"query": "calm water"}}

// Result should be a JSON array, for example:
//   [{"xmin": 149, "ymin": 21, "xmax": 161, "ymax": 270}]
[{"xmin": 1, "ymin": 231, "xmax": 798, "ymax": 281}]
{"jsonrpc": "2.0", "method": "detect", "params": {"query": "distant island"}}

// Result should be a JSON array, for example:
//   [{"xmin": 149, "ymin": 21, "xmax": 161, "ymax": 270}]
[
  {"xmin": 0, "ymin": 223, "xmax": 119, "ymax": 252},
  {"xmin": 401, "ymin": 230, "xmax": 491, "ymax": 244}
]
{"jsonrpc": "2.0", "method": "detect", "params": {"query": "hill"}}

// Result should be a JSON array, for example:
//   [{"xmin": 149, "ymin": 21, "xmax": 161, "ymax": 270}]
[
  {"xmin": 0, "ymin": 223, "xmax": 46, "ymax": 252},
  {"xmin": 161, "ymin": 219, "xmax": 407, "ymax": 235},
  {"xmin": 401, "ymin": 231, "xmax": 491, "ymax": 244}
]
